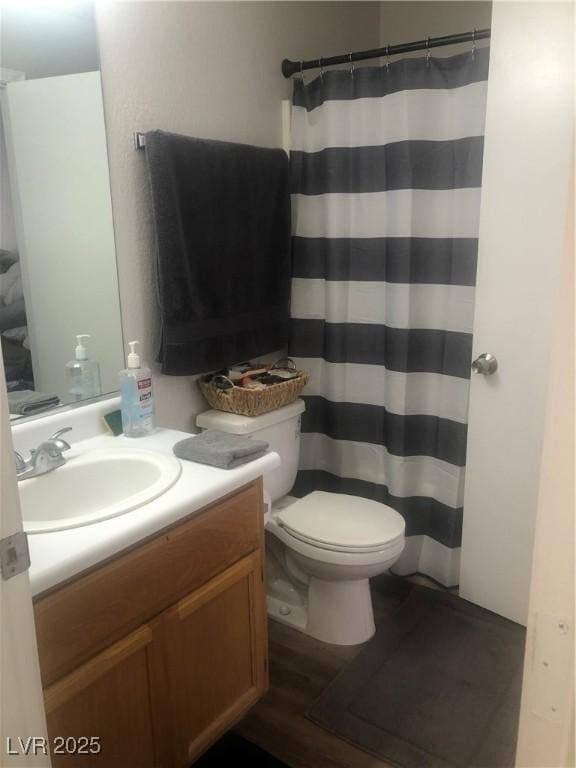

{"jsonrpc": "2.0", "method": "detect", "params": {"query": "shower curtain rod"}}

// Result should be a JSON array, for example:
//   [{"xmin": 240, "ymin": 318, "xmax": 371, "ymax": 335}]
[{"xmin": 281, "ymin": 27, "xmax": 491, "ymax": 78}]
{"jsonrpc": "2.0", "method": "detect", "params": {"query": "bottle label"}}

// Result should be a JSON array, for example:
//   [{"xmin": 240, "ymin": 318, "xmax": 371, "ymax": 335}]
[{"xmin": 121, "ymin": 374, "xmax": 154, "ymax": 433}]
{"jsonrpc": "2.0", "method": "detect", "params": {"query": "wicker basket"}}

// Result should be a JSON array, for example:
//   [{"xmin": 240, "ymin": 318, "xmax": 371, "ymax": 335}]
[{"xmin": 198, "ymin": 370, "xmax": 308, "ymax": 417}]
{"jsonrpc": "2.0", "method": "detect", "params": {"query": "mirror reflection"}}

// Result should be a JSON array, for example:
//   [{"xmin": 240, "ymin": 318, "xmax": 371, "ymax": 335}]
[{"xmin": 0, "ymin": 0, "xmax": 124, "ymax": 419}]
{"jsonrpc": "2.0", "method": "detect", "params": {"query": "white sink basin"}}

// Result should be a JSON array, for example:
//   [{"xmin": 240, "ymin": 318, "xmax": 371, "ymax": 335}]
[{"xmin": 21, "ymin": 448, "xmax": 182, "ymax": 534}]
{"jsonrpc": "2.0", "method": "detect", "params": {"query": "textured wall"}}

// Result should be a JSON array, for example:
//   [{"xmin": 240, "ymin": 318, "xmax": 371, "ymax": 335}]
[
  {"xmin": 96, "ymin": 1, "xmax": 380, "ymax": 431},
  {"xmin": 380, "ymin": 1, "xmax": 492, "ymax": 55}
]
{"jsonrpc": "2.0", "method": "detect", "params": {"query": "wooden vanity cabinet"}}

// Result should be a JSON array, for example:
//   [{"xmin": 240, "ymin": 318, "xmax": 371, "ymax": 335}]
[{"xmin": 33, "ymin": 480, "xmax": 268, "ymax": 768}]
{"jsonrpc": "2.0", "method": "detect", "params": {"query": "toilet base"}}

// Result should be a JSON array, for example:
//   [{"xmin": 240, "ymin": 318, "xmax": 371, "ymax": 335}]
[
  {"xmin": 267, "ymin": 594, "xmax": 308, "ymax": 632},
  {"xmin": 307, "ymin": 577, "xmax": 375, "ymax": 645},
  {"xmin": 266, "ymin": 576, "xmax": 376, "ymax": 646}
]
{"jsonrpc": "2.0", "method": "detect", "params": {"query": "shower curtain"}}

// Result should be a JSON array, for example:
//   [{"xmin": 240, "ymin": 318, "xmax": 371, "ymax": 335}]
[{"xmin": 288, "ymin": 48, "xmax": 489, "ymax": 586}]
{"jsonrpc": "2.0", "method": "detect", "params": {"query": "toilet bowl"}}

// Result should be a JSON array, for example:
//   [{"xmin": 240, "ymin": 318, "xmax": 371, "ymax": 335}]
[
  {"xmin": 196, "ymin": 399, "xmax": 406, "ymax": 645},
  {"xmin": 267, "ymin": 491, "xmax": 405, "ymax": 644}
]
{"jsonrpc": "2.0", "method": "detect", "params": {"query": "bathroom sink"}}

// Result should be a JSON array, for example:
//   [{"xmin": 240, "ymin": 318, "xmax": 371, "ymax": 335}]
[{"xmin": 20, "ymin": 448, "xmax": 182, "ymax": 534}]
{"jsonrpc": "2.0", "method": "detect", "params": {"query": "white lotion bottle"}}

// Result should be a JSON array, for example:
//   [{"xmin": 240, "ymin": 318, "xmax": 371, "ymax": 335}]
[
  {"xmin": 119, "ymin": 340, "xmax": 155, "ymax": 437},
  {"xmin": 65, "ymin": 334, "xmax": 102, "ymax": 401}
]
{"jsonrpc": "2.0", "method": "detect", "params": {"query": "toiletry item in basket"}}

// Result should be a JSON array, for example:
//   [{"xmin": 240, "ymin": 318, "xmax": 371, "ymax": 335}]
[
  {"xmin": 65, "ymin": 334, "xmax": 102, "ymax": 401},
  {"xmin": 119, "ymin": 341, "xmax": 155, "ymax": 437},
  {"xmin": 229, "ymin": 364, "xmax": 270, "ymax": 381},
  {"xmin": 267, "ymin": 368, "xmax": 300, "ymax": 380},
  {"xmin": 239, "ymin": 375, "xmax": 267, "ymax": 390}
]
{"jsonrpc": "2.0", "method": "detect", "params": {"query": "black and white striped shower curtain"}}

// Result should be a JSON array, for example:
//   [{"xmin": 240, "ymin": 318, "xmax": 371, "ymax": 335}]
[{"xmin": 288, "ymin": 48, "xmax": 489, "ymax": 586}]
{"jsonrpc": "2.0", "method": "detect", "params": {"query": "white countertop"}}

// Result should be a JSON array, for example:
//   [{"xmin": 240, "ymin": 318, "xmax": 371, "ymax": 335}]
[{"xmin": 27, "ymin": 428, "xmax": 279, "ymax": 597}]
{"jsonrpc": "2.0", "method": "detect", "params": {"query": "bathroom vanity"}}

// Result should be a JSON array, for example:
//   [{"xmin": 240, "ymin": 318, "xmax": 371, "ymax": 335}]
[
  {"xmin": 33, "ymin": 480, "xmax": 267, "ymax": 767},
  {"xmin": 12, "ymin": 402, "xmax": 280, "ymax": 768}
]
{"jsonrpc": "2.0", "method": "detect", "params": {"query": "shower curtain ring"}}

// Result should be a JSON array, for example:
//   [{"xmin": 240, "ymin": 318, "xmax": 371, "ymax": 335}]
[
  {"xmin": 349, "ymin": 52, "xmax": 355, "ymax": 76},
  {"xmin": 319, "ymin": 56, "xmax": 324, "ymax": 81},
  {"xmin": 385, "ymin": 44, "xmax": 391, "ymax": 71},
  {"xmin": 299, "ymin": 60, "xmax": 305, "ymax": 83},
  {"xmin": 471, "ymin": 28, "xmax": 477, "ymax": 59},
  {"xmin": 426, "ymin": 36, "xmax": 431, "ymax": 66}
]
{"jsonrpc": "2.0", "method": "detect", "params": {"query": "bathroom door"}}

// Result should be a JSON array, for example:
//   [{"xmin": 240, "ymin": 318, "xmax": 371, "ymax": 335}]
[
  {"xmin": 459, "ymin": 1, "xmax": 574, "ymax": 625},
  {"xmin": 0, "ymin": 360, "xmax": 50, "ymax": 766}
]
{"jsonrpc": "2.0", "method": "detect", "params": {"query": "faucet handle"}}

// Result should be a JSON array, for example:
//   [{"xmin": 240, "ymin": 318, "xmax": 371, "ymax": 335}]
[
  {"xmin": 47, "ymin": 426, "xmax": 72, "ymax": 452},
  {"xmin": 49, "ymin": 426, "xmax": 72, "ymax": 441},
  {"xmin": 14, "ymin": 451, "xmax": 26, "ymax": 471}
]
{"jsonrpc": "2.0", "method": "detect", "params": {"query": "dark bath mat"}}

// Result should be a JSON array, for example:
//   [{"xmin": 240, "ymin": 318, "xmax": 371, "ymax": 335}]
[
  {"xmin": 193, "ymin": 731, "xmax": 290, "ymax": 767},
  {"xmin": 307, "ymin": 587, "xmax": 526, "ymax": 768}
]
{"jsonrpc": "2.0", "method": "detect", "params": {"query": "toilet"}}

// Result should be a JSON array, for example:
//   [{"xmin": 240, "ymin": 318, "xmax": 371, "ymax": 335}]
[{"xmin": 196, "ymin": 399, "xmax": 405, "ymax": 645}]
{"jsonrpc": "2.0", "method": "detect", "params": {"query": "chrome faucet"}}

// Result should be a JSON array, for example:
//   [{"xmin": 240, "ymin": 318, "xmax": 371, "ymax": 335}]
[{"xmin": 14, "ymin": 427, "xmax": 72, "ymax": 481}]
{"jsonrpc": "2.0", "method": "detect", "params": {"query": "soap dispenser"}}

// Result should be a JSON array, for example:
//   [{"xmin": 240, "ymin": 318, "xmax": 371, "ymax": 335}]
[
  {"xmin": 119, "ymin": 340, "xmax": 155, "ymax": 437},
  {"xmin": 65, "ymin": 334, "xmax": 102, "ymax": 401}
]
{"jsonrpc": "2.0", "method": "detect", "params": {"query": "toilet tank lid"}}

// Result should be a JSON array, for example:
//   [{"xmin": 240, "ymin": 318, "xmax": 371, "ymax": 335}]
[{"xmin": 196, "ymin": 398, "xmax": 305, "ymax": 435}]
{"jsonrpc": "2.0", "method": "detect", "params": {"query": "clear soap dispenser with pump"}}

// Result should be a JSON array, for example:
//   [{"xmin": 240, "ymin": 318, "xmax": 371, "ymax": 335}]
[
  {"xmin": 119, "ymin": 340, "xmax": 155, "ymax": 437},
  {"xmin": 65, "ymin": 334, "xmax": 102, "ymax": 401}
]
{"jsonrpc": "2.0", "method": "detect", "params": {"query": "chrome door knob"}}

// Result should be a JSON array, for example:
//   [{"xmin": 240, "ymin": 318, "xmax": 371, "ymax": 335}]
[{"xmin": 471, "ymin": 353, "xmax": 498, "ymax": 375}]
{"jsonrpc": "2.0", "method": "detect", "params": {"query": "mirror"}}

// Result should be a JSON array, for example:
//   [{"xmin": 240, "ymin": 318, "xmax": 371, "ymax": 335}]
[{"xmin": 0, "ymin": 1, "xmax": 124, "ymax": 420}]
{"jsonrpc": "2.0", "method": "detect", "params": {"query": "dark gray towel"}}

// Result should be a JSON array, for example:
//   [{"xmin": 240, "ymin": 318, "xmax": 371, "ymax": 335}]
[
  {"xmin": 144, "ymin": 130, "xmax": 291, "ymax": 375},
  {"xmin": 7, "ymin": 389, "xmax": 60, "ymax": 416},
  {"xmin": 173, "ymin": 430, "xmax": 269, "ymax": 470}
]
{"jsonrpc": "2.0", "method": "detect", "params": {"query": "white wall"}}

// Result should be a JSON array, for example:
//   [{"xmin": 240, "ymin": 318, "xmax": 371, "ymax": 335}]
[
  {"xmin": 96, "ymin": 1, "xmax": 380, "ymax": 431},
  {"xmin": 3, "ymin": 72, "xmax": 124, "ymax": 401},
  {"xmin": 380, "ymin": 1, "xmax": 492, "ymax": 55}
]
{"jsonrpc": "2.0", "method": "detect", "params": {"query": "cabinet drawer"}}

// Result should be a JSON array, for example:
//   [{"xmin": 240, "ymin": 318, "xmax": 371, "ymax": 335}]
[{"xmin": 35, "ymin": 480, "xmax": 262, "ymax": 687}]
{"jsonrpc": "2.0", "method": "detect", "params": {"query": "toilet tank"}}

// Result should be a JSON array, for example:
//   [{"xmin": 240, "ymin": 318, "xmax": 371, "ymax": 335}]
[{"xmin": 196, "ymin": 399, "xmax": 305, "ymax": 503}]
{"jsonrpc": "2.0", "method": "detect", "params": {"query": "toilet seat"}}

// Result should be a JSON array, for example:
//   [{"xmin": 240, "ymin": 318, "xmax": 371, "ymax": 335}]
[{"xmin": 275, "ymin": 491, "xmax": 405, "ymax": 554}]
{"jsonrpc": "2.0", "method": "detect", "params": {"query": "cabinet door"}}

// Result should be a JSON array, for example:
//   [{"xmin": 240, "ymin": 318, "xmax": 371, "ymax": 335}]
[
  {"xmin": 152, "ymin": 552, "xmax": 268, "ymax": 766},
  {"xmin": 44, "ymin": 626, "xmax": 155, "ymax": 768}
]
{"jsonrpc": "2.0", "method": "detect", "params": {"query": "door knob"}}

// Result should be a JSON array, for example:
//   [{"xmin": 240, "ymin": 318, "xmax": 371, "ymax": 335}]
[{"xmin": 471, "ymin": 353, "xmax": 498, "ymax": 375}]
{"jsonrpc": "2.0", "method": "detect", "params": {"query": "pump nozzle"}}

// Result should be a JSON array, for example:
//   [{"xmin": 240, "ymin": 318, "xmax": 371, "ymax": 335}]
[
  {"xmin": 127, "ymin": 340, "xmax": 141, "ymax": 369},
  {"xmin": 75, "ymin": 334, "xmax": 91, "ymax": 360}
]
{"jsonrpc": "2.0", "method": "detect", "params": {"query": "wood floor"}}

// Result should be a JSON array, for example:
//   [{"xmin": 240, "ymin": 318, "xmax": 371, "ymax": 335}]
[{"xmin": 235, "ymin": 575, "xmax": 417, "ymax": 768}]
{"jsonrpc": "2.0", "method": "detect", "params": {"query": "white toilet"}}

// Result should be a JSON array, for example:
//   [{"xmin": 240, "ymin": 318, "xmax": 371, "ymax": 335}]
[{"xmin": 196, "ymin": 399, "xmax": 405, "ymax": 645}]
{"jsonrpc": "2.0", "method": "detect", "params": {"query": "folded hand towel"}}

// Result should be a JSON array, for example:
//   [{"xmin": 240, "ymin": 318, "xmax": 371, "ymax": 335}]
[
  {"xmin": 7, "ymin": 389, "xmax": 60, "ymax": 416},
  {"xmin": 173, "ymin": 430, "xmax": 269, "ymax": 470}
]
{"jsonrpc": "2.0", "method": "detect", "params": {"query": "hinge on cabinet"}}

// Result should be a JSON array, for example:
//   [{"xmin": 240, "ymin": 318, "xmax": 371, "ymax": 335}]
[{"xmin": 0, "ymin": 531, "xmax": 30, "ymax": 581}]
